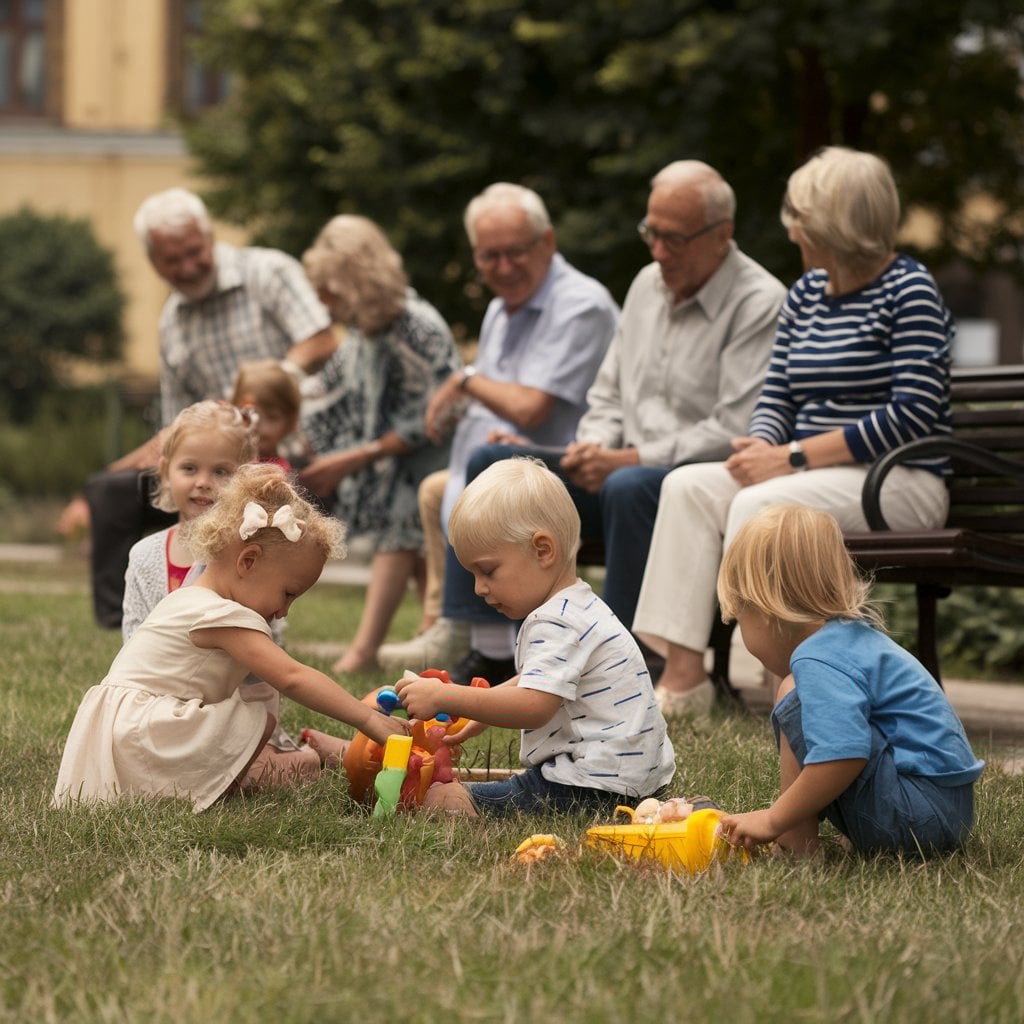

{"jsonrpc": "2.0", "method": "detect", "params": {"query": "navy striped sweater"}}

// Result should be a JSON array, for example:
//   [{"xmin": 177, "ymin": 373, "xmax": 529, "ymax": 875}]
[{"xmin": 748, "ymin": 254, "xmax": 953, "ymax": 475}]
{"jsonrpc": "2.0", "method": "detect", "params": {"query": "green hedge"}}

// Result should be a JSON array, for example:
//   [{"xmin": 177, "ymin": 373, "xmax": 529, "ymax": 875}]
[
  {"xmin": 0, "ymin": 385, "xmax": 152, "ymax": 498},
  {"xmin": 878, "ymin": 583, "xmax": 1024, "ymax": 677}
]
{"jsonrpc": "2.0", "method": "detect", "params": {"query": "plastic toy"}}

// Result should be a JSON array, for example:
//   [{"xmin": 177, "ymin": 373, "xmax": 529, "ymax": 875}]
[
  {"xmin": 342, "ymin": 669, "xmax": 490, "ymax": 809},
  {"xmin": 584, "ymin": 804, "xmax": 748, "ymax": 875},
  {"xmin": 372, "ymin": 735, "xmax": 413, "ymax": 818},
  {"xmin": 513, "ymin": 834, "xmax": 565, "ymax": 864}
]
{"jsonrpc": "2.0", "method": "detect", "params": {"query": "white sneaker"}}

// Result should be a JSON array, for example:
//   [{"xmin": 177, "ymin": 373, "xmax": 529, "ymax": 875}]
[
  {"xmin": 656, "ymin": 679, "xmax": 716, "ymax": 722},
  {"xmin": 377, "ymin": 618, "xmax": 471, "ymax": 674}
]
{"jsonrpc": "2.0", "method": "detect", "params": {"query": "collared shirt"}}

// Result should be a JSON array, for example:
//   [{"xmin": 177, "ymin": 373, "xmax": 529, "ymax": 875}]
[
  {"xmin": 159, "ymin": 243, "xmax": 331, "ymax": 424},
  {"xmin": 442, "ymin": 252, "xmax": 618, "ymax": 523},
  {"xmin": 576, "ymin": 243, "xmax": 786, "ymax": 467}
]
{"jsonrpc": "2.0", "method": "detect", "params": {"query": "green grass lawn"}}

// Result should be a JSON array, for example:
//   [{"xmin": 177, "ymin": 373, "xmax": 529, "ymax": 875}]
[{"xmin": 2, "ymin": 555, "xmax": 1023, "ymax": 1023}]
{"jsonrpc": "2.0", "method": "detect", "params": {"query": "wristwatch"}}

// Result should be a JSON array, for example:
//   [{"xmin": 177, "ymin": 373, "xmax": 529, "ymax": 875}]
[
  {"xmin": 459, "ymin": 365, "xmax": 477, "ymax": 391},
  {"xmin": 788, "ymin": 440, "xmax": 808, "ymax": 471}
]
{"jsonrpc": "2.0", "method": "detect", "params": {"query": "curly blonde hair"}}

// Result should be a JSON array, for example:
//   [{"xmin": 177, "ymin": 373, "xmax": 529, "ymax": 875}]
[
  {"xmin": 717, "ymin": 504, "xmax": 882, "ymax": 629},
  {"xmin": 183, "ymin": 463, "xmax": 346, "ymax": 564},
  {"xmin": 152, "ymin": 401, "xmax": 260, "ymax": 513},
  {"xmin": 302, "ymin": 215, "xmax": 408, "ymax": 336}
]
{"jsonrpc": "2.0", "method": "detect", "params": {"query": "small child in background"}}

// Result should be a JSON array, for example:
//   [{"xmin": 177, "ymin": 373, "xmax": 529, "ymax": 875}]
[
  {"xmin": 716, "ymin": 504, "xmax": 984, "ymax": 857},
  {"xmin": 396, "ymin": 457, "xmax": 675, "ymax": 816},
  {"xmin": 54, "ymin": 464, "xmax": 408, "ymax": 813},
  {"xmin": 121, "ymin": 401, "xmax": 259, "ymax": 641},
  {"xmin": 231, "ymin": 359, "xmax": 309, "ymax": 472}
]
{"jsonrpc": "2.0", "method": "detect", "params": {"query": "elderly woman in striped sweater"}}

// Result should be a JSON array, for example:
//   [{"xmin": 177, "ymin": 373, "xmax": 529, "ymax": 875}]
[{"xmin": 634, "ymin": 146, "xmax": 954, "ymax": 718}]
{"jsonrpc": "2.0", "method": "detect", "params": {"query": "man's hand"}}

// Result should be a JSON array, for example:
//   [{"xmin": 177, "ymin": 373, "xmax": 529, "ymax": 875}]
[
  {"xmin": 560, "ymin": 442, "xmax": 638, "ymax": 493},
  {"xmin": 424, "ymin": 371, "xmax": 466, "ymax": 443},
  {"xmin": 723, "ymin": 436, "xmax": 790, "ymax": 486},
  {"xmin": 486, "ymin": 429, "xmax": 530, "ymax": 446}
]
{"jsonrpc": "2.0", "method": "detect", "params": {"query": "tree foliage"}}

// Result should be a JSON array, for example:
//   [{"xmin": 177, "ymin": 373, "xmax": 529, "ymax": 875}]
[
  {"xmin": 0, "ymin": 208, "xmax": 126, "ymax": 422},
  {"xmin": 185, "ymin": 0, "xmax": 1024, "ymax": 337}
]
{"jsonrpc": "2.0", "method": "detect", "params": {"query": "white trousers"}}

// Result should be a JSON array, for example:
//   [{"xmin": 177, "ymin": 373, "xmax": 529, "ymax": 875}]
[{"xmin": 632, "ymin": 461, "xmax": 950, "ymax": 655}]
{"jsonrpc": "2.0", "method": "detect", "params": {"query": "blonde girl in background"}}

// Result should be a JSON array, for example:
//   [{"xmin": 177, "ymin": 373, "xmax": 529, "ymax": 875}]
[
  {"xmin": 121, "ymin": 400, "xmax": 258, "ymax": 641},
  {"xmin": 716, "ymin": 505, "xmax": 983, "ymax": 857},
  {"xmin": 54, "ymin": 464, "xmax": 409, "ymax": 812},
  {"xmin": 231, "ymin": 359, "xmax": 310, "ymax": 473}
]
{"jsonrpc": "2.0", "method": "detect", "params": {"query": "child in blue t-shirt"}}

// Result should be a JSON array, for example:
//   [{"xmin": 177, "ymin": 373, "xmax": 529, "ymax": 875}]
[
  {"xmin": 717, "ymin": 504, "xmax": 984, "ymax": 857},
  {"xmin": 395, "ymin": 456, "xmax": 675, "ymax": 816}
]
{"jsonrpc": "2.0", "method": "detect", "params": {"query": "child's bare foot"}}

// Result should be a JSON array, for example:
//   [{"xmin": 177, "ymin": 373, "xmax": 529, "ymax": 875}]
[
  {"xmin": 332, "ymin": 649, "xmax": 381, "ymax": 674},
  {"xmin": 299, "ymin": 728, "xmax": 351, "ymax": 769}
]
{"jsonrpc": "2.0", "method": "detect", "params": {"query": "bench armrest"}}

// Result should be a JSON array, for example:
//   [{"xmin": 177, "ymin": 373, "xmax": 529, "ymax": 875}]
[{"xmin": 861, "ymin": 438, "xmax": 1024, "ymax": 530}]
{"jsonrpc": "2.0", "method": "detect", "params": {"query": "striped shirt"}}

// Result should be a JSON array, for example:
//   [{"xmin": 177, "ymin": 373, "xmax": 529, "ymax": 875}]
[
  {"xmin": 515, "ymin": 579, "xmax": 675, "ymax": 799},
  {"xmin": 748, "ymin": 255, "xmax": 953, "ymax": 474}
]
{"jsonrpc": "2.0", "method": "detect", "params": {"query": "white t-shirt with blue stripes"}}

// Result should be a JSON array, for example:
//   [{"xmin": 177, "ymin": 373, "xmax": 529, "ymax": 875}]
[{"xmin": 514, "ymin": 579, "xmax": 676, "ymax": 799}]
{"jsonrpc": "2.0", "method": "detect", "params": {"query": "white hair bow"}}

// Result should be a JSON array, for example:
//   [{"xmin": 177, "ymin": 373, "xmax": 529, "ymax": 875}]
[{"xmin": 239, "ymin": 501, "xmax": 303, "ymax": 542}]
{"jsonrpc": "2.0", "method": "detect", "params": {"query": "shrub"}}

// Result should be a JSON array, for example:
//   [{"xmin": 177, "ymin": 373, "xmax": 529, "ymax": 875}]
[
  {"xmin": 0, "ymin": 386, "xmax": 152, "ymax": 498},
  {"xmin": 877, "ymin": 582, "xmax": 1024, "ymax": 676},
  {"xmin": 0, "ymin": 207, "xmax": 126, "ymax": 422}
]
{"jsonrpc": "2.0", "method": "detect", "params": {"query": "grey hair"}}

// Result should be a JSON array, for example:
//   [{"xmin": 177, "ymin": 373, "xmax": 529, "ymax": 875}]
[
  {"xmin": 780, "ymin": 147, "xmax": 900, "ymax": 275},
  {"xmin": 133, "ymin": 188, "xmax": 212, "ymax": 250},
  {"xmin": 463, "ymin": 183, "xmax": 552, "ymax": 247},
  {"xmin": 651, "ymin": 161, "xmax": 736, "ymax": 223}
]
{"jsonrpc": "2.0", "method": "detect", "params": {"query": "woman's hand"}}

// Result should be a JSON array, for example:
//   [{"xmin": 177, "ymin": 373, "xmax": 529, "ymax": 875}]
[
  {"xmin": 724, "ymin": 437, "xmax": 791, "ymax": 486},
  {"xmin": 297, "ymin": 449, "xmax": 368, "ymax": 496}
]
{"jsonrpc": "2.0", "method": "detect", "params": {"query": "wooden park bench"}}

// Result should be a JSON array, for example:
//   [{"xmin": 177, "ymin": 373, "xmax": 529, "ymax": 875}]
[{"xmin": 708, "ymin": 363, "xmax": 1024, "ymax": 701}]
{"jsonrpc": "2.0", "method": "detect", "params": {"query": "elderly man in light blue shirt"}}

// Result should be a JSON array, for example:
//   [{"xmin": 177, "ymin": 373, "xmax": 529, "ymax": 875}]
[{"xmin": 380, "ymin": 183, "xmax": 618, "ymax": 680}]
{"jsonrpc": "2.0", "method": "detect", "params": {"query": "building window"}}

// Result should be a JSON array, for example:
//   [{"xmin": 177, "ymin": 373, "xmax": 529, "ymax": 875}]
[
  {"xmin": 0, "ymin": 0, "xmax": 58, "ymax": 118},
  {"xmin": 167, "ymin": 0, "xmax": 230, "ymax": 116}
]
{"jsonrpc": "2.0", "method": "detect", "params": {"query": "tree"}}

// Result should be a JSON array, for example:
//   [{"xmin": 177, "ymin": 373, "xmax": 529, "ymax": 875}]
[
  {"xmin": 185, "ymin": 0, "xmax": 1024, "ymax": 336},
  {"xmin": 0, "ymin": 207, "xmax": 126, "ymax": 422}
]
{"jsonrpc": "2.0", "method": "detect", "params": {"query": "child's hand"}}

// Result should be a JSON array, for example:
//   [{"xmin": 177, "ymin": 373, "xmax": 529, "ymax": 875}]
[
  {"xmin": 442, "ymin": 719, "xmax": 489, "ymax": 745},
  {"xmin": 394, "ymin": 674, "xmax": 448, "ymax": 721},
  {"xmin": 364, "ymin": 710, "xmax": 411, "ymax": 747},
  {"xmin": 717, "ymin": 809, "xmax": 778, "ymax": 851}
]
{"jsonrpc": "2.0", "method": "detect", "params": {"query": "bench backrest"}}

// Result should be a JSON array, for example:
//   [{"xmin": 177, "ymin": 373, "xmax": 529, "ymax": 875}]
[{"xmin": 945, "ymin": 365, "xmax": 1024, "ymax": 538}]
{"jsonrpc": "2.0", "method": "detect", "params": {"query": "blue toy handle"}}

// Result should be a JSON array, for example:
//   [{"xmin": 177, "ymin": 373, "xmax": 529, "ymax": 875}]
[{"xmin": 376, "ymin": 687, "xmax": 401, "ymax": 716}]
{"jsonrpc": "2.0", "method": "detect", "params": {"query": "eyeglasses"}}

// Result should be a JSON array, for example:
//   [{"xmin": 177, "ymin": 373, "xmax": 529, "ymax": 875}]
[
  {"xmin": 637, "ymin": 218, "xmax": 729, "ymax": 253},
  {"xmin": 473, "ymin": 236, "xmax": 542, "ymax": 267}
]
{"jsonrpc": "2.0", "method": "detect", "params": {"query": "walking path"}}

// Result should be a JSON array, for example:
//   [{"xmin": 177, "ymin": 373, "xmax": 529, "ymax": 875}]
[{"xmin": 2, "ymin": 541, "xmax": 1021, "ymax": 771}]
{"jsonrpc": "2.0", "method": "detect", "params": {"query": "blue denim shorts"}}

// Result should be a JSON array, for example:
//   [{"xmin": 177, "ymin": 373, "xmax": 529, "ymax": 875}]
[
  {"xmin": 466, "ymin": 765, "xmax": 632, "ymax": 818},
  {"xmin": 772, "ymin": 690, "xmax": 974, "ymax": 854}
]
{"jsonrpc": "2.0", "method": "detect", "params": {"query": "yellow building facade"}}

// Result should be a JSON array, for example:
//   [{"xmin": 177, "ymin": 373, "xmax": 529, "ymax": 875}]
[{"xmin": 0, "ymin": 0, "xmax": 244, "ymax": 390}]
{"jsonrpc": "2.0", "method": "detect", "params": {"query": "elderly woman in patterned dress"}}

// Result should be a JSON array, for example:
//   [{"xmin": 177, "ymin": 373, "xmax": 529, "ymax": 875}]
[{"xmin": 299, "ymin": 215, "xmax": 461, "ymax": 672}]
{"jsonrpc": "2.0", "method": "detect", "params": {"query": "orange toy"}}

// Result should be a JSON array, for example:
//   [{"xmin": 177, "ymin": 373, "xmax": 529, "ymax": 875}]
[{"xmin": 342, "ymin": 669, "xmax": 490, "ymax": 807}]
